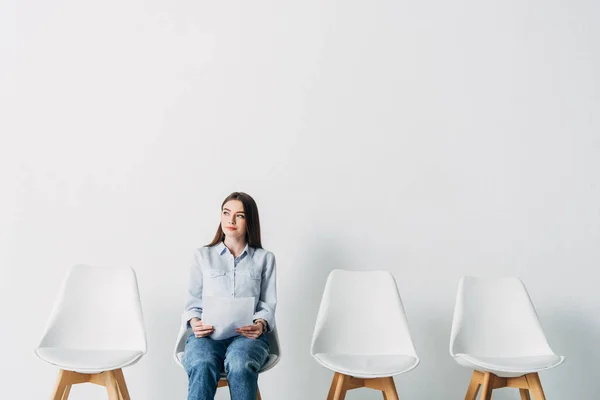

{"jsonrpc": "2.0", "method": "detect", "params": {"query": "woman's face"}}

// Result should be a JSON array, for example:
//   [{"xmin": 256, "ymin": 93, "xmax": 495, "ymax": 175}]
[{"xmin": 221, "ymin": 200, "xmax": 247, "ymax": 241}]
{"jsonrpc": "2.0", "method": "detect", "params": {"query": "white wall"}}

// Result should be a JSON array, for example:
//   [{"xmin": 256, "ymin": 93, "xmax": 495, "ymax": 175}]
[{"xmin": 2, "ymin": 0, "xmax": 599, "ymax": 398}]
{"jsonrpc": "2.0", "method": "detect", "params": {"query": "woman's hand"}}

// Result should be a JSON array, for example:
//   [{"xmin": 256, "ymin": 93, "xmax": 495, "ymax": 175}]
[
  {"xmin": 190, "ymin": 318, "xmax": 214, "ymax": 338},
  {"xmin": 236, "ymin": 320, "xmax": 265, "ymax": 339}
]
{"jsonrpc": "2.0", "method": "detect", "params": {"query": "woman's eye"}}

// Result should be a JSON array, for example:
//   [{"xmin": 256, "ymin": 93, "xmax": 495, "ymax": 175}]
[
  {"xmin": 237, "ymin": 214, "xmax": 245, "ymax": 219},
  {"xmin": 223, "ymin": 211, "xmax": 229, "ymax": 215}
]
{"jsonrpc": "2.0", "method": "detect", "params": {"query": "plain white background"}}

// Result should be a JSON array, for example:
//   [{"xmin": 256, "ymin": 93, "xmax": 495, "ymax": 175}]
[{"xmin": 1, "ymin": 0, "xmax": 599, "ymax": 398}]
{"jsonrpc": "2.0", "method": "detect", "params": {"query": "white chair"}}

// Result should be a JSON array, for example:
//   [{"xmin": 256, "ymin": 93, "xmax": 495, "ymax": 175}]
[
  {"xmin": 35, "ymin": 264, "xmax": 147, "ymax": 400},
  {"xmin": 173, "ymin": 320, "xmax": 281, "ymax": 399},
  {"xmin": 449, "ymin": 276, "xmax": 564, "ymax": 400},
  {"xmin": 310, "ymin": 269, "xmax": 419, "ymax": 400}
]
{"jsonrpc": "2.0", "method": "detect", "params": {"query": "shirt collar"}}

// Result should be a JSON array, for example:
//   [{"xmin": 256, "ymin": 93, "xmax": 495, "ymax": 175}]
[
  {"xmin": 215, "ymin": 242, "xmax": 253, "ymax": 258},
  {"xmin": 215, "ymin": 242, "xmax": 227, "ymax": 255}
]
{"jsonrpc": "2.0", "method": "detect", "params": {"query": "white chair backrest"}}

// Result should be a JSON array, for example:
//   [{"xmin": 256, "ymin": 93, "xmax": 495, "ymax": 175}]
[
  {"xmin": 450, "ymin": 276, "xmax": 554, "ymax": 358},
  {"xmin": 310, "ymin": 269, "xmax": 417, "ymax": 357},
  {"xmin": 38, "ymin": 264, "xmax": 146, "ymax": 352},
  {"xmin": 265, "ymin": 328, "xmax": 281, "ymax": 361}
]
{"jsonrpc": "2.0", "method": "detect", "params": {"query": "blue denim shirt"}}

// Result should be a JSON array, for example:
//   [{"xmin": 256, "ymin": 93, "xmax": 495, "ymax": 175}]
[{"xmin": 182, "ymin": 242, "xmax": 277, "ymax": 331}]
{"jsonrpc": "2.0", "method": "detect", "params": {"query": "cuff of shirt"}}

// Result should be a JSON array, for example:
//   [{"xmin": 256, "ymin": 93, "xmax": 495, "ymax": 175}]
[
  {"xmin": 182, "ymin": 310, "xmax": 203, "ymax": 328},
  {"xmin": 252, "ymin": 312, "xmax": 274, "ymax": 333}
]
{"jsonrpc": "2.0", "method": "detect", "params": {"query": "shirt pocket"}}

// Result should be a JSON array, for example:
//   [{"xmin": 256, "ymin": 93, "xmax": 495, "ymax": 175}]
[
  {"xmin": 203, "ymin": 268, "xmax": 228, "ymax": 296},
  {"xmin": 237, "ymin": 268, "xmax": 262, "ymax": 297},
  {"xmin": 206, "ymin": 269, "xmax": 227, "ymax": 278}
]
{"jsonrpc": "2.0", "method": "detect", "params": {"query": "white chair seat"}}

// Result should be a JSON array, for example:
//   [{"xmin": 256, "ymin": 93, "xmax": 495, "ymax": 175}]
[
  {"xmin": 260, "ymin": 354, "xmax": 279, "ymax": 372},
  {"xmin": 313, "ymin": 353, "xmax": 419, "ymax": 378},
  {"xmin": 454, "ymin": 353, "xmax": 564, "ymax": 377},
  {"xmin": 35, "ymin": 348, "xmax": 144, "ymax": 373}
]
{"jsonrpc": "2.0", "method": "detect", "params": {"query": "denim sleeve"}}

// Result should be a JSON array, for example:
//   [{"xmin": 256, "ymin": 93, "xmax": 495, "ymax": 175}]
[
  {"xmin": 182, "ymin": 249, "xmax": 204, "ymax": 326},
  {"xmin": 253, "ymin": 252, "xmax": 277, "ymax": 331}
]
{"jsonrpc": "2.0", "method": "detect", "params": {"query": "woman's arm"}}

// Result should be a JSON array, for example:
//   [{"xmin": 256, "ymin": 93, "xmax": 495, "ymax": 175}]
[
  {"xmin": 182, "ymin": 249, "xmax": 204, "ymax": 327},
  {"xmin": 252, "ymin": 251, "xmax": 277, "ymax": 332}
]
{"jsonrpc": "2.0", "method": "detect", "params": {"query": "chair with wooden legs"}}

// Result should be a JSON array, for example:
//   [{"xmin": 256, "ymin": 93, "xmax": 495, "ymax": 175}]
[
  {"xmin": 173, "ymin": 323, "xmax": 281, "ymax": 399},
  {"xmin": 449, "ymin": 276, "xmax": 564, "ymax": 400},
  {"xmin": 311, "ymin": 270, "xmax": 420, "ymax": 400},
  {"xmin": 35, "ymin": 265, "xmax": 147, "ymax": 400}
]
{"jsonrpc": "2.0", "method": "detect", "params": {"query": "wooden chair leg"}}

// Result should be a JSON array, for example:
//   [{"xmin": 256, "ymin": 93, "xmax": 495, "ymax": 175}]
[
  {"xmin": 332, "ymin": 373, "xmax": 348, "ymax": 400},
  {"xmin": 324, "ymin": 374, "xmax": 402, "ymax": 400},
  {"xmin": 112, "ymin": 369, "xmax": 130, "ymax": 400},
  {"xmin": 51, "ymin": 370, "xmax": 72, "ymax": 400},
  {"xmin": 520, "ymin": 389, "xmax": 532, "ymax": 400},
  {"xmin": 49, "ymin": 369, "xmax": 139, "ymax": 400},
  {"xmin": 465, "ymin": 371, "xmax": 481, "ymax": 400},
  {"xmin": 327, "ymin": 373, "xmax": 341, "ymax": 400},
  {"xmin": 338, "ymin": 385, "xmax": 348, "ymax": 399},
  {"xmin": 257, "ymin": 386, "xmax": 262, "ymax": 400},
  {"xmin": 61, "ymin": 385, "xmax": 72, "ymax": 400},
  {"xmin": 217, "ymin": 379, "xmax": 228, "ymax": 388},
  {"xmin": 105, "ymin": 371, "xmax": 121, "ymax": 400},
  {"xmin": 525, "ymin": 373, "xmax": 547, "ymax": 400},
  {"xmin": 381, "ymin": 377, "xmax": 399, "ymax": 400},
  {"xmin": 480, "ymin": 372, "xmax": 493, "ymax": 400},
  {"xmin": 327, "ymin": 372, "xmax": 348, "ymax": 400}
]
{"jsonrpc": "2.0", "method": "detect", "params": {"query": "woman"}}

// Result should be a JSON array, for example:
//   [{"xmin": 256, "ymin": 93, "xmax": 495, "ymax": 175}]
[{"xmin": 181, "ymin": 192, "xmax": 277, "ymax": 400}]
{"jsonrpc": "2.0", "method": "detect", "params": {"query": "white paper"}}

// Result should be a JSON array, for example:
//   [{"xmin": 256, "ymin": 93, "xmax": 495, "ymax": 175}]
[{"xmin": 202, "ymin": 296, "xmax": 255, "ymax": 340}]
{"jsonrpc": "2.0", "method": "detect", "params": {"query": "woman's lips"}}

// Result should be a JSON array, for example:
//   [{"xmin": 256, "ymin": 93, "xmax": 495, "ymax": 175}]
[{"xmin": 226, "ymin": 227, "xmax": 237, "ymax": 231}]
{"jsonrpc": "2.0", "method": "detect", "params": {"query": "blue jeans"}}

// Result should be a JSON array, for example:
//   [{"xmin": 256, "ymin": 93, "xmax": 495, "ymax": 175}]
[{"xmin": 182, "ymin": 333, "xmax": 270, "ymax": 400}]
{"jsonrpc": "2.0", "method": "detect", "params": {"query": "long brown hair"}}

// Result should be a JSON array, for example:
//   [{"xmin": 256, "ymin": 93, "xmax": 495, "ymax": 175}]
[{"xmin": 206, "ymin": 192, "xmax": 263, "ymax": 249}]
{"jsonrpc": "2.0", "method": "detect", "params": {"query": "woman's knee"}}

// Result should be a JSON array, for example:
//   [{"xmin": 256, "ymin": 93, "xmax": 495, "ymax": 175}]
[
  {"xmin": 183, "ymin": 353, "xmax": 221, "ymax": 375},
  {"xmin": 225, "ymin": 351, "xmax": 262, "ymax": 375}
]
